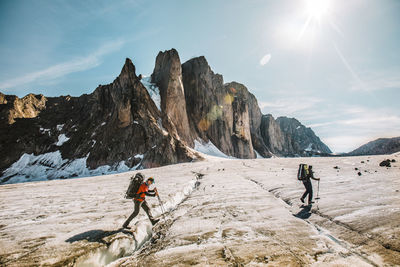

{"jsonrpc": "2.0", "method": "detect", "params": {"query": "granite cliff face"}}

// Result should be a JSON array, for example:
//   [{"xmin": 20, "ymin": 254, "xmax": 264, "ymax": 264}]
[
  {"xmin": 347, "ymin": 137, "xmax": 400, "ymax": 156},
  {"xmin": 181, "ymin": 57, "xmax": 256, "ymax": 158},
  {"xmin": 182, "ymin": 56, "xmax": 239, "ymax": 157},
  {"xmin": 151, "ymin": 49, "xmax": 193, "ymax": 146},
  {"xmin": 260, "ymin": 114, "xmax": 286, "ymax": 155},
  {"xmin": 0, "ymin": 49, "xmax": 332, "ymax": 183}
]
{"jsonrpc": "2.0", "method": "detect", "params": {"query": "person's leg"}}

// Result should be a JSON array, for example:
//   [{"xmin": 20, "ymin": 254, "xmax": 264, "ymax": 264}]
[
  {"xmin": 306, "ymin": 181, "xmax": 313, "ymax": 203},
  {"xmin": 141, "ymin": 200, "xmax": 158, "ymax": 224},
  {"xmin": 301, "ymin": 182, "xmax": 309, "ymax": 201},
  {"xmin": 123, "ymin": 200, "xmax": 141, "ymax": 228}
]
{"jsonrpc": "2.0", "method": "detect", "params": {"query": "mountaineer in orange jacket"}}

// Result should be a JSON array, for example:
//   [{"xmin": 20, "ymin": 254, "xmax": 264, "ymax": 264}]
[{"xmin": 123, "ymin": 177, "xmax": 159, "ymax": 228}]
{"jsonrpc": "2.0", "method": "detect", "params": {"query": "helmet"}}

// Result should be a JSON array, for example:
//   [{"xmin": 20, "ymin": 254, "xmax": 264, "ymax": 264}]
[{"xmin": 147, "ymin": 177, "xmax": 154, "ymax": 183}]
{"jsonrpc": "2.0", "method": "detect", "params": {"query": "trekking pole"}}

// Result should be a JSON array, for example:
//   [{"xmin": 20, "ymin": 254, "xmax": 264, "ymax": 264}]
[
  {"xmin": 155, "ymin": 188, "xmax": 166, "ymax": 220},
  {"xmin": 315, "ymin": 179, "xmax": 320, "ymax": 200}
]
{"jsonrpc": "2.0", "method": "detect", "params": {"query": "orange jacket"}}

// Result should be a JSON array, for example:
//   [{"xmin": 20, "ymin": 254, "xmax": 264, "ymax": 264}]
[{"xmin": 135, "ymin": 183, "xmax": 155, "ymax": 202}]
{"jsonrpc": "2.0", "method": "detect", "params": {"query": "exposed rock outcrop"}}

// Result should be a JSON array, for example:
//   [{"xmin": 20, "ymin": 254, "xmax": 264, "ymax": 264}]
[
  {"xmin": 182, "ymin": 57, "xmax": 256, "ymax": 158},
  {"xmin": 260, "ymin": 114, "xmax": 286, "ymax": 155},
  {"xmin": 151, "ymin": 49, "xmax": 193, "ymax": 146},
  {"xmin": 0, "ymin": 93, "xmax": 47, "ymax": 124},
  {"xmin": 182, "ymin": 56, "xmax": 234, "ymax": 156},
  {"xmin": 224, "ymin": 82, "xmax": 256, "ymax": 158}
]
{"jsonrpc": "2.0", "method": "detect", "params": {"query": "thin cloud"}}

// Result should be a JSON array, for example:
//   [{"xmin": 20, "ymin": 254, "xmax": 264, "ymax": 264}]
[
  {"xmin": 308, "ymin": 121, "xmax": 334, "ymax": 128},
  {"xmin": 311, "ymin": 115, "xmax": 400, "ymax": 128},
  {"xmin": 309, "ymin": 106, "xmax": 400, "ymax": 152},
  {"xmin": 349, "ymin": 71, "xmax": 400, "ymax": 92},
  {"xmin": 0, "ymin": 39, "xmax": 125, "ymax": 91},
  {"xmin": 259, "ymin": 96, "xmax": 323, "ymax": 116},
  {"xmin": 259, "ymin": 54, "xmax": 272, "ymax": 66}
]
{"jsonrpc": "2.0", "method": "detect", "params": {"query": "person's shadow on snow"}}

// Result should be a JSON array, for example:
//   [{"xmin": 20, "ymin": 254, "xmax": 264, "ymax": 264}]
[
  {"xmin": 65, "ymin": 228, "xmax": 135, "ymax": 244},
  {"xmin": 294, "ymin": 204, "xmax": 312, "ymax": 219}
]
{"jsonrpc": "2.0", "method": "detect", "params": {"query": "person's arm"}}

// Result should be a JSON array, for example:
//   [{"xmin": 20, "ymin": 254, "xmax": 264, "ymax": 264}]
[
  {"xmin": 311, "ymin": 172, "xmax": 320, "ymax": 180},
  {"xmin": 310, "ymin": 171, "xmax": 320, "ymax": 180},
  {"xmin": 145, "ymin": 190, "xmax": 156, "ymax": 197}
]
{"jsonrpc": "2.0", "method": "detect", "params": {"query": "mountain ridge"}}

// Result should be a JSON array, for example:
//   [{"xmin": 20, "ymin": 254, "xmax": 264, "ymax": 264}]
[
  {"xmin": 347, "ymin": 136, "xmax": 400, "ymax": 156},
  {"xmin": 0, "ymin": 49, "xmax": 331, "ymax": 184}
]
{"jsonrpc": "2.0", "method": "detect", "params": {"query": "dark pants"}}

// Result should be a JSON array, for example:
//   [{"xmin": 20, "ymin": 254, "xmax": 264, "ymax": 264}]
[
  {"xmin": 301, "ymin": 180, "xmax": 313, "ymax": 203},
  {"xmin": 123, "ymin": 199, "xmax": 155, "ymax": 227}
]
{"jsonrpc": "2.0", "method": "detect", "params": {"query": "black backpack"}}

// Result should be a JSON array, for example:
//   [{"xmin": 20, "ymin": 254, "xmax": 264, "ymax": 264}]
[
  {"xmin": 125, "ymin": 173, "xmax": 144, "ymax": 199},
  {"xmin": 297, "ymin": 164, "xmax": 309, "ymax": 180}
]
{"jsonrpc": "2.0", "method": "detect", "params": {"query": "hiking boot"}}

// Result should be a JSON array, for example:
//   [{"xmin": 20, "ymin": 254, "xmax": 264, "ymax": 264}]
[
  {"xmin": 151, "ymin": 219, "xmax": 160, "ymax": 225},
  {"xmin": 300, "ymin": 197, "xmax": 305, "ymax": 203},
  {"xmin": 122, "ymin": 224, "xmax": 131, "ymax": 229},
  {"xmin": 308, "ymin": 201, "xmax": 315, "ymax": 205}
]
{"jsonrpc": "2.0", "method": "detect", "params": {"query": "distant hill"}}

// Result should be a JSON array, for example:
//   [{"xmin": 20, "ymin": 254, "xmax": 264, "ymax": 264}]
[{"xmin": 347, "ymin": 137, "xmax": 400, "ymax": 156}]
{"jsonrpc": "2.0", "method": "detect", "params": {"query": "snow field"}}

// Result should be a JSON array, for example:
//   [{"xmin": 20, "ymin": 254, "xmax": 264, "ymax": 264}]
[
  {"xmin": 117, "ymin": 154, "xmax": 400, "ymax": 266},
  {"xmin": 76, "ymin": 175, "xmax": 200, "ymax": 266},
  {"xmin": 0, "ymin": 163, "xmax": 202, "ymax": 266},
  {"xmin": 1, "ymin": 153, "xmax": 399, "ymax": 266}
]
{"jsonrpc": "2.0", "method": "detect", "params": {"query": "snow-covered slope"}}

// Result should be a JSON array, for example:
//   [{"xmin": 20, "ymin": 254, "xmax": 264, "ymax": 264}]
[
  {"xmin": 0, "ymin": 153, "xmax": 399, "ymax": 266},
  {"xmin": 1, "ymin": 151, "xmax": 135, "ymax": 184},
  {"xmin": 0, "ymin": 142, "xmax": 229, "ymax": 185}
]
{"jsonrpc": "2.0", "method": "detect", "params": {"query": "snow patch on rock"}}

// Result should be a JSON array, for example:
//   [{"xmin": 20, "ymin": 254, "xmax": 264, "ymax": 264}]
[
  {"xmin": 141, "ymin": 76, "xmax": 161, "ymax": 112},
  {"xmin": 56, "ymin": 124, "xmax": 64, "ymax": 131},
  {"xmin": 255, "ymin": 150, "xmax": 264, "ymax": 159},
  {"xmin": 194, "ymin": 139, "xmax": 235, "ymax": 159},
  {"xmin": 40, "ymin": 127, "xmax": 51, "ymax": 136},
  {"xmin": 55, "ymin": 134, "xmax": 70, "ymax": 146}
]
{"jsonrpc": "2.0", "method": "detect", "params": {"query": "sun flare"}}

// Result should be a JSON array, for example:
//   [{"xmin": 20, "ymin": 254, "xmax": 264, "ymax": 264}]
[{"xmin": 305, "ymin": 0, "xmax": 331, "ymax": 21}]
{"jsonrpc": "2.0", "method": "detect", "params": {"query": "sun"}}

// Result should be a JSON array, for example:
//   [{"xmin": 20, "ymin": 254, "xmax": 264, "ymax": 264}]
[
  {"xmin": 275, "ymin": 0, "xmax": 337, "ymax": 49},
  {"xmin": 305, "ymin": 0, "xmax": 331, "ymax": 21}
]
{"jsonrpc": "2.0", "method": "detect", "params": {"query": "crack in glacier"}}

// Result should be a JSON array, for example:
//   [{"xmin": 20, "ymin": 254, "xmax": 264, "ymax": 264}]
[{"xmin": 71, "ymin": 173, "xmax": 203, "ymax": 267}]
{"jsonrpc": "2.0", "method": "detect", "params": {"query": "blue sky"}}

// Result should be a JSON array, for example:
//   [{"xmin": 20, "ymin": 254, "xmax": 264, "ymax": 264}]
[{"xmin": 1, "ymin": 0, "xmax": 399, "ymax": 153}]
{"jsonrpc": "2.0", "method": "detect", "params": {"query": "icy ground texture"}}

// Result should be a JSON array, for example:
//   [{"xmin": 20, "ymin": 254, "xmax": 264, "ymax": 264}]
[{"xmin": 0, "ymin": 153, "xmax": 399, "ymax": 266}]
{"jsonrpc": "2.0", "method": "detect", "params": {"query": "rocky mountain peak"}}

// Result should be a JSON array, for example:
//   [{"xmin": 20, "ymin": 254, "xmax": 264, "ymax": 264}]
[
  {"xmin": 116, "ymin": 58, "xmax": 138, "ymax": 88},
  {"xmin": 151, "ymin": 48, "xmax": 183, "ymax": 97},
  {"xmin": 151, "ymin": 49, "xmax": 193, "ymax": 146},
  {"xmin": 276, "ymin": 116, "xmax": 332, "ymax": 155},
  {"xmin": 182, "ymin": 56, "xmax": 223, "ymax": 86}
]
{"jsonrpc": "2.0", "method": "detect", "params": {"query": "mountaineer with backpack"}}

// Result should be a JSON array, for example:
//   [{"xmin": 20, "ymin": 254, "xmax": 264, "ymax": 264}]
[
  {"xmin": 298, "ymin": 164, "xmax": 320, "ymax": 205},
  {"xmin": 123, "ymin": 173, "xmax": 160, "ymax": 229}
]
